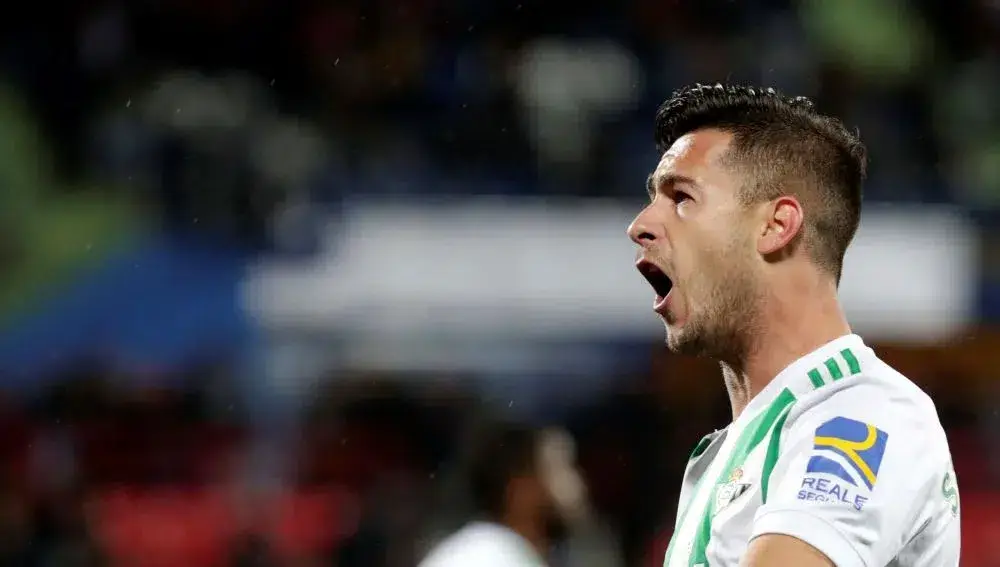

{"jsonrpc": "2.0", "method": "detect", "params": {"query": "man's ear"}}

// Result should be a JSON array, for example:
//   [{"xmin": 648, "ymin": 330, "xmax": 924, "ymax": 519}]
[{"xmin": 757, "ymin": 196, "xmax": 804, "ymax": 256}]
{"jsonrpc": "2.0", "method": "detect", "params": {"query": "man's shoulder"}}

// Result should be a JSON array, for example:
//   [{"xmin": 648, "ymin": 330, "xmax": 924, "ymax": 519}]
[
  {"xmin": 782, "ymin": 353, "xmax": 951, "ymax": 467},
  {"xmin": 753, "ymin": 354, "xmax": 959, "ymax": 567},
  {"xmin": 792, "ymin": 353, "xmax": 939, "ymax": 426}
]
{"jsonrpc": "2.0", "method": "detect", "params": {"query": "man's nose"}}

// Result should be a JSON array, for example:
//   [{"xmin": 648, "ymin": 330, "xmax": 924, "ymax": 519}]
[{"xmin": 627, "ymin": 208, "xmax": 660, "ymax": 246}]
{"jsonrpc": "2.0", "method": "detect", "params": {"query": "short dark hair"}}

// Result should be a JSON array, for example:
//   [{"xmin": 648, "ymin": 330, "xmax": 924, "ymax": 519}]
[
  {"xmin": 465, "ymin": 422, "xmax": 539, "ymax": 520},
  {"xmin": 654, "ymin": 83, "xmax": 867, "ymax": 283}
]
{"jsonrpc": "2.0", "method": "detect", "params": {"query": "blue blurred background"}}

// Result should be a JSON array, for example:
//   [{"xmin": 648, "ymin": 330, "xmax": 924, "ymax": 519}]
[{"xmin": 0, "ymin": 0, "xmax": 998, "ymax": 565}]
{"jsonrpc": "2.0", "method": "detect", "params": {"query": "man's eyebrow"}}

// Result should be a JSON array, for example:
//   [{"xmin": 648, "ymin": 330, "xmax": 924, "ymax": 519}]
[{"xmin": 646, "ymin": 173, "xmax": 698, "ymax": 198}]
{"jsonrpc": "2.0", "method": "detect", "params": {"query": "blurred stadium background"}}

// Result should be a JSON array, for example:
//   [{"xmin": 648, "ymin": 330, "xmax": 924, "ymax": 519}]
[{"xmin": 0, "ymin": 0, "xmax": 998, "ymax": 565}]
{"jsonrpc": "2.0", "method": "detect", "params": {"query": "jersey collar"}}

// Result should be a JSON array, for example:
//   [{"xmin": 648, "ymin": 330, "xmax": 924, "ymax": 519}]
[{"xmin": 739, "ymin": 333, "xmax": 867, "ymax": 422}]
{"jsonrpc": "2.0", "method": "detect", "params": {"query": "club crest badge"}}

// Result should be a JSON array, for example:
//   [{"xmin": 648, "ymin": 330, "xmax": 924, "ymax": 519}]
[{"xmin": 715, "ymin": 467, "xmax": 752, "ymax": 513}]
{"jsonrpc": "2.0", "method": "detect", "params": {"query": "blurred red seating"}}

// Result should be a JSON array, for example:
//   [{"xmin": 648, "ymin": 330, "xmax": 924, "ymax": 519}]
[
  {"xmin": 92, "ymin": 487, "xmax": 235, "ymax": 567},
  {"xmin": 92, "ymin": 485, "xmax": 360, "ymax": 567},
  {"xmin": 949, "ymin": 428, "xmax": 993, "ymax": 491},
  {"xmin": 268, "ymin": 487, "xmax": 361, "ymax": 560},
  {"xmin": 961, "ymin": 490, "xmax": 1000, "ymax": 567}
]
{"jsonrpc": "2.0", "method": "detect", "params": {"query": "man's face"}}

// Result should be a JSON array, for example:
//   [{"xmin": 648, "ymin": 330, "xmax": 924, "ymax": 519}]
[{"xmin": 628, "ymin": 129, "xmax": 762, "ymax": 360}]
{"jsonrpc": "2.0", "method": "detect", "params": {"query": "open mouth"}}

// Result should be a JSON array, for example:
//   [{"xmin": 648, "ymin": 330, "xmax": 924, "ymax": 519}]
[{"xmin": 636, "ymin": 260, "xmax": 673, "ymax": 299}]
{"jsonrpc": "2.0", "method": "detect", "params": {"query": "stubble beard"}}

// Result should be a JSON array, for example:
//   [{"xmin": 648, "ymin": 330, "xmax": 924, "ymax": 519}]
[{"xmin": 664, "ymin": 254, "xmax": 762, "ymax": 366}]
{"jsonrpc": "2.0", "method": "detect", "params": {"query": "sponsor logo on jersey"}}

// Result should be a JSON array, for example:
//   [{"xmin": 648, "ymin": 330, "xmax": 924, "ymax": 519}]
[
  {"xmin": 806, "ymin": 417, "xmax": 888, "ymax": 489},
  {"xmin": 797, "ymin": 417, "xmax": 888, "ymax": 511},
  {"xmin": 798, "ymin": 477, "xmax": 869, "ymax": 511}
]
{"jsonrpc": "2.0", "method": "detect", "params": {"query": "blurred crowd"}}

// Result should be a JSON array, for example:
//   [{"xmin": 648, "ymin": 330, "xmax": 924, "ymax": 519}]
[
  {"xmin": 0, "ymin": 342, "xmax": 997, "ymax": 566},
  {"xmin": 1, "ymin": 0, "xmax": 999, "ymax": 566},
  {"xmin": 6, "ymin": 0, "xmax": 1000, "ymax": 218},
  {"xmin": 0, "ymin": 361, "xmax": 679, "ymax": 567}
]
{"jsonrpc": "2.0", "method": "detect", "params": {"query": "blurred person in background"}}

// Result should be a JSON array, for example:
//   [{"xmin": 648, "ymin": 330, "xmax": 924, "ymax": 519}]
[
  {"xmin": 629, "ymin": 84, "xmax": 960, "ymax": 567},
  {"xmin": 418, "ymin": 424, "xmax": 615, "ymax": 567}
]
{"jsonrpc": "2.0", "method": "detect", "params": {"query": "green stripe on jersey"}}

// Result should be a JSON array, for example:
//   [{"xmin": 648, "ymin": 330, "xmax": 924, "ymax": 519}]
[
  {"xmin": 840, "ymin": 348, "xmax": 861, "ymax": 375},
  {"xmin": 666, "ymin": 346, "xmax": 863, "ymax": 565},
  {"xmin": 807, "ymin": 347, "xmax": 863, "ymax": 390},
  {"xmin": 663, "ymin": 461, "xmax": 713, "ymax": 565},
  {"xmin": 763, "ymin": 347, "xmax": 863, "ymax": 502},
  {"xmin": 687, "ymin": 388, "xmax": 797, "ymax": 565},
  {"xmin": 760, "ymin": 408, "xmax": 792, "ymax": 503},
  {"xmin": 807, "ymin": 368, "xmax": 825, "ymax": 388},
  {"xmin": 824, "ymin": 357, "xmax": 844, "ymax": 381}
]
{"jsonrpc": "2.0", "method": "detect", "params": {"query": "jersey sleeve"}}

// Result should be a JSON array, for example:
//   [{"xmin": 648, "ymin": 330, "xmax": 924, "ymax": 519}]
[{"xmin": 749, "ymin": 386, "xmax": 935, "ymax": 567}]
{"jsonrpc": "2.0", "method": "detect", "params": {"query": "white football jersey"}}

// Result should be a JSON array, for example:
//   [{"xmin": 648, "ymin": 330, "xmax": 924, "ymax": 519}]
[
  {"xmin": 419, "ymin": 521, "xmax": 548, "ymax": 567},
  {"xmin": 664, "ymin": 334, "xmax": 961, "ymax": 567}
]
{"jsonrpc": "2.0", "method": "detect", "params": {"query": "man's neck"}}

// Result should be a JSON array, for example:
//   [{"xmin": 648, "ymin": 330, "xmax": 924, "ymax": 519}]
[{"xmin": 722, "ymin": 281, "xmax": 850, "ymax": 420}]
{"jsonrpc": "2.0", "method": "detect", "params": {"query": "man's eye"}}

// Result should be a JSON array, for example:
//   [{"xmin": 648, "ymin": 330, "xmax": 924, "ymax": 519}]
[{"xmin": 673, "ymin": 191, "xmax": 692, "ymax": 203}]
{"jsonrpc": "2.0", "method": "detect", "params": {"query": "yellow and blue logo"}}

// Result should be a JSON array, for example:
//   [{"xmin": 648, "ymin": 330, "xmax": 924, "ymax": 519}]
[{"xmin": 806, "ymin": 417, "xmax": 888, "ymax": 490}]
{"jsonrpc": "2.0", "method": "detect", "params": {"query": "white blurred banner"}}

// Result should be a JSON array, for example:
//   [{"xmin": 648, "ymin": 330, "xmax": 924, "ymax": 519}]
[{"xmin": 244, "ymin": 199, "xmax": 978, "ymax": 343}]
